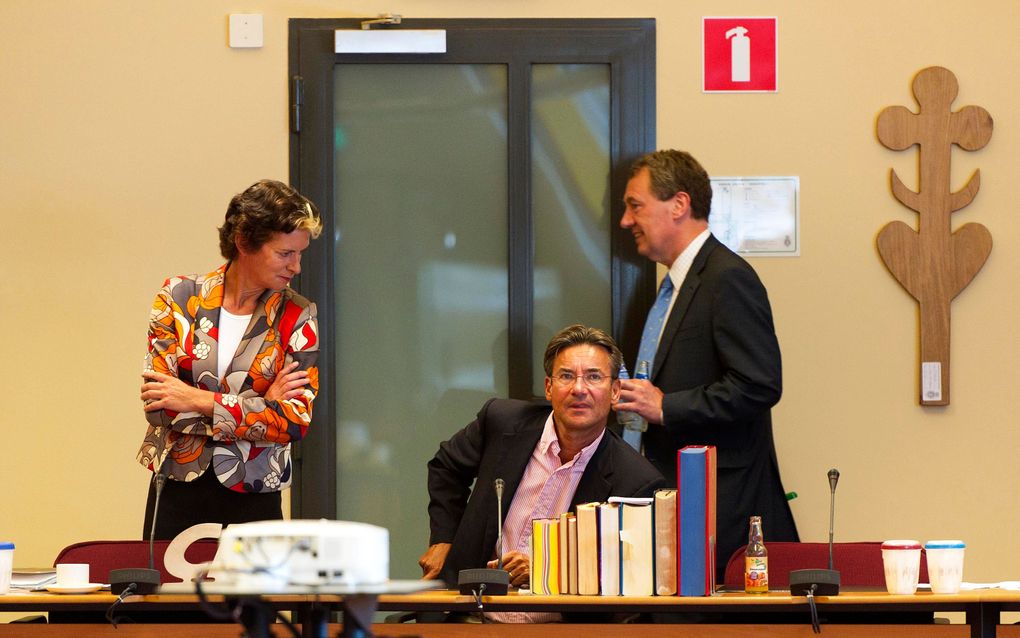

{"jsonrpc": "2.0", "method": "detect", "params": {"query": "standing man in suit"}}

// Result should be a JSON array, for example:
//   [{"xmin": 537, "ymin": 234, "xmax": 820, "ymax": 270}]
[
  {"xmin": 419, "ymin": 324, "xmax": 665, "ymax": 597},
  {"xmin": 615, "ymin": 149, "xmax": 798, "ymax": 578}
]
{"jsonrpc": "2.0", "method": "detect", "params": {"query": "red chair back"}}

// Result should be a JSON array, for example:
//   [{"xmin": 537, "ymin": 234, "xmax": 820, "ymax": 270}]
[
  {"xmin": 53, "ymin": 540, "xmax": 219, "ymax": 584},
  {"xmin": 723, "ymin": 542, "xmax": 930, "ymax": 589}
]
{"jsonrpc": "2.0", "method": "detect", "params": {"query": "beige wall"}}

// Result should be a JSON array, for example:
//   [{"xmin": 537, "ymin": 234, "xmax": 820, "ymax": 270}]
[{"xmin": 2, "ymin": 0, "xmax": 1018, "ymax": 584}]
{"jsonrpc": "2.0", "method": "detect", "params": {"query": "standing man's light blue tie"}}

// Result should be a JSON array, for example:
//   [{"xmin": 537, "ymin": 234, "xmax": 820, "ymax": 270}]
[{"xmin": 622, "ymin": 274, "xmax": 674, "ymax": 451}]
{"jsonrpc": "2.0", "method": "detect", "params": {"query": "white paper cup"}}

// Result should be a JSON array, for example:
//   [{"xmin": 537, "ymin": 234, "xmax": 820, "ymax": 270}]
[
  {"xmin": 925, "ymin": 540, "xmax": 965, "ymax": 594},
  {"xmin": 56, "ymin": 563, "xmax": 90, "ymax": 587},
  {"xmin": 881, "ymin": 540, "xmax": 922, "ymax": 594},
  {"xmin": 0, "ymin": 542, "xmax": 13, "ymax": 594}
]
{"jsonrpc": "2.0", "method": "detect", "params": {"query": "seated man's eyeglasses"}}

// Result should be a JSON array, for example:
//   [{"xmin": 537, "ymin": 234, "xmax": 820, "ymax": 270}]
[{"xmin": 551, "ymin": 371, "xmax": 612, "ymax": 386}]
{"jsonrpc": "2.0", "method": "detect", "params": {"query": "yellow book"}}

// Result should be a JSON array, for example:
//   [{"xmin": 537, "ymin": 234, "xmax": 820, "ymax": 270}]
[{"xmin": 530, "ymin": 518, "xmax": 560, "ymax": 595}]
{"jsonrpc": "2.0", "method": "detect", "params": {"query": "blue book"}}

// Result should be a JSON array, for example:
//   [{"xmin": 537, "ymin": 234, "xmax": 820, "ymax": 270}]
[{"xmin": 678, "ymin": 445, "xmax": 717, "ymax": 596}]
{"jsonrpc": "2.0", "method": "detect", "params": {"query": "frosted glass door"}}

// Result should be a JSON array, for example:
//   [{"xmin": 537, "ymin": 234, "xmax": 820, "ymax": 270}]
[
  {"xmin": 531, "ymin": 64, "xmax": 611, "ymax": 395},
  {"xmin": 333, "ymin": 64, "xmax": 509, "ymax": 578}
]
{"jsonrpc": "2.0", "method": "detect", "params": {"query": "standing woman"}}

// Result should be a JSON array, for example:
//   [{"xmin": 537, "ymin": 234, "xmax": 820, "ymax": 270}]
[{"xmin": 138, "ymin": 179, "xmax": 323, "ymax": 539}]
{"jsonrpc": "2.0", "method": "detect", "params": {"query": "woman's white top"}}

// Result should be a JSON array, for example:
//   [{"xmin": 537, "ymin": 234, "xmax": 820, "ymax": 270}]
[{"xmin": 218, "ymin": 308, "xmax": 253, "ymax": 381}]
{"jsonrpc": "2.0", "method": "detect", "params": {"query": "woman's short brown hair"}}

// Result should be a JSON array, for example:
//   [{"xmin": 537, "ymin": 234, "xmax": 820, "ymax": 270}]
[{"xmin": 218, "ymin": 179, "xmax": 323, "ymax": 260}]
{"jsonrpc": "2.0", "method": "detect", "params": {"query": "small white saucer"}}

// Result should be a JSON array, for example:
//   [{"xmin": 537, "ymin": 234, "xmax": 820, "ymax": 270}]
[{"xmin": 46, "ymin": 583, "xmax": 103, "ymax": 594}]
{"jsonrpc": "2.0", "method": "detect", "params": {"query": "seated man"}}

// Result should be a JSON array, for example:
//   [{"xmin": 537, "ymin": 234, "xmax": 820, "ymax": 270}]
[{"xmin": 419, "ymin": 324, "xmax": 666, "ymax": 594}]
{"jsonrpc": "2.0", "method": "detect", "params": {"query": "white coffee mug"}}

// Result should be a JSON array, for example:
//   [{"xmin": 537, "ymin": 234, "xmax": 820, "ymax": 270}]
[{"xmin": 56, "ymin": 563, "xmax": 90, "ymax": 586}]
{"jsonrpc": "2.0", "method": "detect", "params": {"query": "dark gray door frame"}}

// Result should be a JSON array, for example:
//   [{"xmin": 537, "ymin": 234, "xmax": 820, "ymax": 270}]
[{"xmin": 287, "ymin": 18, "xmax": 656, "ymax": 519}]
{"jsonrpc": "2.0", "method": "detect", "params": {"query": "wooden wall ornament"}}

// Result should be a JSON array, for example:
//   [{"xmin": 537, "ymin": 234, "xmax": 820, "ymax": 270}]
[{"xmin": 876, "ymin": 66, "xmax": 993, "ymax": 406}]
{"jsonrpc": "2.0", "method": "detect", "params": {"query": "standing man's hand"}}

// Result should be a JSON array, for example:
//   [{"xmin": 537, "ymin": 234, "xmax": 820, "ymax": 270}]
[
  {"xmin": 418, "ymin": 543, "xmax": 452, "ymax": 579},
  {"xmin": 614, "ymin": 378, "xmax": 664, "ymax": 424}
]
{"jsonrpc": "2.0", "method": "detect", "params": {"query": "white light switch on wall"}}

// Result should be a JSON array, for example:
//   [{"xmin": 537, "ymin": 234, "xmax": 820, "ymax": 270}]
[{"xmin": 229, "ymin": 14, "xmax": 263, "ymax": 48}]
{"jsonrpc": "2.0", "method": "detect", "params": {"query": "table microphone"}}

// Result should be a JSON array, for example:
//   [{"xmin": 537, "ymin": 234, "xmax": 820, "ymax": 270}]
[
  {"xmin": 827, "ymin": 469, "xmax": 839, "ymax": 571},
  {"xmin": 457, "ymin": 478, "xmax": 510, "ymax": 596},
  {"xmin": 110, "ymin": 463, "xmax": 167, "ymax": 595},
  {"xmin": 790, "ymin": 468, "xmax": 841, "ymax": 597},
  {"xmin": 495, "ymin": 479, "xmax": 505, "ymax": 569}
]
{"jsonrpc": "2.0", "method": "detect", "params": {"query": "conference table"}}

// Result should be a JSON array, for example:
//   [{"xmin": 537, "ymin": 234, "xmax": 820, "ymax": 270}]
[{"xmin": 4, "ymin": 588, "xmax": 1020, "ymax": 637}]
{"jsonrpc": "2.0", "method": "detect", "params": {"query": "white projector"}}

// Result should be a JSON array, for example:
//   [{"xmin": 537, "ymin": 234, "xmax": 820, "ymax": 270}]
[{"xmin": 208, "ymin": 519, "xmax": 389, "ymax": 591}]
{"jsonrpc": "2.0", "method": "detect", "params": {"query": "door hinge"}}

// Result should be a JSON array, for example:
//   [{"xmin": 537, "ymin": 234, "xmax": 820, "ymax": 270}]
[{"xmin": 290, "ymin": 75, "xmax": 304, "ymax": 134}]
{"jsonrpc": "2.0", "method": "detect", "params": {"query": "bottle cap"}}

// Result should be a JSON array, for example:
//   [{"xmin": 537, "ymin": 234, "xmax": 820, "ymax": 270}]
[{"xmin": 0, "ymin": 542, "xmax": 14, "ymax": 550}]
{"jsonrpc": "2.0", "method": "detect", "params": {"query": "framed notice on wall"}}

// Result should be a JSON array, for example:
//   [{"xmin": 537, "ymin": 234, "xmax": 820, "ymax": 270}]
[{"xmin": 708, "ymin": 177, "xmax": 799, "ymax": 257}]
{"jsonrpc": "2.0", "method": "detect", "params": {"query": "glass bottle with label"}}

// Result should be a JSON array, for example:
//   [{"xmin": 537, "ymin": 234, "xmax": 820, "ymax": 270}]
[{"xmin": 744, "ymin": 515, "xmax": 768, "ymax": 594}]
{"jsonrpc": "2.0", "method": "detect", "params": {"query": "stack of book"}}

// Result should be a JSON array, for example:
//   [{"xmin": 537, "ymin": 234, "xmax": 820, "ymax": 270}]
[{"xmin": 528, "ymin": 445, "xmax": 717, "ymax": 597}]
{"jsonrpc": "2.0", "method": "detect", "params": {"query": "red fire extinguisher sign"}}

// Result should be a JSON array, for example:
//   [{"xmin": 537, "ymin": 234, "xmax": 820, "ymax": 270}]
[{"xmin": 703, "ymin": 17, "xmax": 778, "ymax": 92}]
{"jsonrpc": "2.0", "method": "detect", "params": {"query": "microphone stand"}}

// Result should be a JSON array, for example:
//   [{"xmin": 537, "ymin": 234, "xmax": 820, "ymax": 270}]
[
  {"xmin": 495, "ymin": 479, "xmax": 505, "ymax": 570},
  {"xmin": 790, "ymin": 468, "xmax": 841, "ymax": 597},
  {"xmin": 110, "ymin": 463, "xmax": 167, "ymax": 595},
  {"xmin": 457, "ymin": 478, "xmax": 510, "ymax": 598},
  {"xmin": 828, "ymin": 469, "xmax": 837, "ymax": 572},
  {"xmin": 149, "ymin": 471, "xmax": 167, "ymax": 571}
]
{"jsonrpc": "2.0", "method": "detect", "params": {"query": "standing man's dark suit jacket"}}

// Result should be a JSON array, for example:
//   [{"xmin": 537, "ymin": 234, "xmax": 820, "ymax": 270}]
[
  {"xmin": 643, "ymin": 234, "xmax": 798, "ymax": 573},
  {"xmin": 428, "ymin": 398, "xmax": 666, "ymax": 585}
]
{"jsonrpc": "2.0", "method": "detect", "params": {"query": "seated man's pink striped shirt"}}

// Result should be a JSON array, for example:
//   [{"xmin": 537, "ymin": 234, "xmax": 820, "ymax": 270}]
[{"xmin": 487, "ymin": 414, "xmax": 605, "ymax": 623}]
